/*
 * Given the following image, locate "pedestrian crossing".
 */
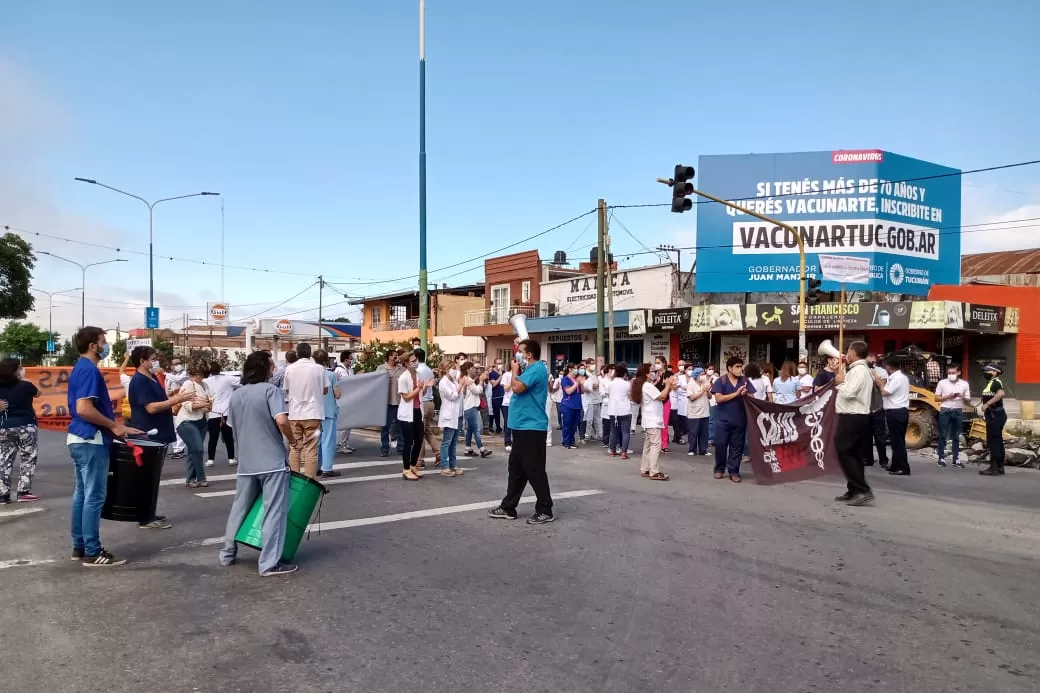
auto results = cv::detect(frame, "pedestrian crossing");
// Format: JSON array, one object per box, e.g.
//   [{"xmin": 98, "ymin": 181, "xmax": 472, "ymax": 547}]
[
  {"xmin": 193, "ymin": 467, "xmax": 475, "ymax": 497},
  {"xmin": 158, "ymin": 456, "xmax": 439, "ymax": 486}
]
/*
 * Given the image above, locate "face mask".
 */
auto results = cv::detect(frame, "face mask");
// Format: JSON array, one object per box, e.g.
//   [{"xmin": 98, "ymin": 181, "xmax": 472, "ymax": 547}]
[
  {"xmin": 984, "ymin": 372, "xmax": 994, "ymax": 379},
  {"xmin": 173, "ymin": 364, "xmax": 184, "ymax": 374},
  {"xmin": 150, "ymin": 360, "xmax": 161, "ymax": 374},
  {"xmin": 449, "ymin": 369, "xmax": 459, "ymax": 380},
  {"xmin": 685, "ymin": 369, "xmax": 694, "ymax": 377},
  {"xmin": 797, "ymin": 367, "xmax": 807, "ymax": 375},
  {"xmin": 706, "ymin": 370, "xmax": 715, "ymax": 377},
  {"xmin": 578, "ymin": 369, "xmax": 586, "ymax": 376},
  {"xmin": 652, "ymin": 364, "xmax": 661, "ymax": 372},
  {"xmin": 97, "ymin": 342, "xmax": 111, "ymax": 361},
  {"xmin": 948, "ymin": 374, "xmax": 958, "ymax": 382}
]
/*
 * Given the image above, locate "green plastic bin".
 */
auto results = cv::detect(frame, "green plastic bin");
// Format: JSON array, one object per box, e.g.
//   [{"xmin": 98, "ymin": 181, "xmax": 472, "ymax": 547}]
[{"xmin": 234, "ymin": 471, "xmax": 327, "ymax": 562}]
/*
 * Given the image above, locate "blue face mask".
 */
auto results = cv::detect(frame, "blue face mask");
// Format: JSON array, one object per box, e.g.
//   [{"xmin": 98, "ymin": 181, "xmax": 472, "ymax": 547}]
[{"xmin": 98, "ymin": 342, "xmax": 111, "ymax": 361}]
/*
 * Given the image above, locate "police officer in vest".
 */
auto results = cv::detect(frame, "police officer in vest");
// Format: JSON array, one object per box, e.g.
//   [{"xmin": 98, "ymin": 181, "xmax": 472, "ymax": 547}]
[{"xmin": 979, "ymin": 363, "xmax": 1007, "ymax": 476}]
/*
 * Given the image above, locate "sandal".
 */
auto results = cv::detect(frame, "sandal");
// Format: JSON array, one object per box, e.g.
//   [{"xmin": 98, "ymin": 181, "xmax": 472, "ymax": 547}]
[
  {"xmin": 440, "ymin": 469, "xmax": 456, "ymax": 477},
  {"xmin": 641, "ymin": 471, "xmax": 650, "ymax": 478},
  {"xmin": 729, "ymin": 475, "xmax": 742, "ymax": 483},
  {"xmin": 402, "ymin": 470, "xmax": 420, "ymax": 481},
  {"xmin": 649, "ymin": 472, "xmax": 669, "ymax": 481},
  {"xmin": 452, "ymin": 468, "xmax": 464, "ymax": 476}
]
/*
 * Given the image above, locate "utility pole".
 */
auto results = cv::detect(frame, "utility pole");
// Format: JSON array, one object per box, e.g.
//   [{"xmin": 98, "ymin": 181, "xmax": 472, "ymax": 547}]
[
  {"xmin": 595, "ymin": 199, "xmax": 607, "ymax": 365},
  {"xmin": 417, "ymin": 0, "xmax": 429, "ymax": 352},
  {"xmin": 318, "ymin": 275, "xmax": 327, "ymax": 350},
  {"xmin": 605, "ymin": 217, "xmax": 615, "ymax": 362}
]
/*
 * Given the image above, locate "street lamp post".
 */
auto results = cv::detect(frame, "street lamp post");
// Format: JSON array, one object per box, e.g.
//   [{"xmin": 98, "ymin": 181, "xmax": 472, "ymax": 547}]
[
  {"xmin": 74, "ymin": 178, "xmax": 219, "ymax": 315},
  {"xmin": 31, "ymin": 287, "xmax": 82, "ymax": 350},
  {"xmin": 37, "ymin": 253, "xmax": 128, "ymax": 328}
]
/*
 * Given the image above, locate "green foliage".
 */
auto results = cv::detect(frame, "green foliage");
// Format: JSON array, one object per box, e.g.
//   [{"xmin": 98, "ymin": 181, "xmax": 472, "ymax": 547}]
[
  {"xmin": 0, "ymin": 233, "xmax": 35, "ymax": 319},
  {"xmin": 111, "ymin": 339, "xmax": 127, "ymax": 364},
  {"xmin": 57, "ymin": 339, "xmax": 79, "ymax": 366},
  {"xmin": 0, "ymin": 321, "xmax": 56, "ymax": 366},
  {"xmin": 354, "ymin": 339, "xmax": 445, "ymax": 374},
  {"xmin": 153, "ymin": 337, "xmax": 175, "ymax": 363}
]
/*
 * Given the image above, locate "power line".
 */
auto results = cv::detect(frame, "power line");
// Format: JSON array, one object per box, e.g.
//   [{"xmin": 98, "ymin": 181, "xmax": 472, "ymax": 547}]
[
  {"xmin": 239, "ymin": 281, "xmax": 320, "ymax": 321},
  {"xmin": 608, "ymin": 158, "xmax": 1040, "ymax": 210},
  {"xmin": 609, "ymin": 210, "xmax": 665, "ymax": 259}
]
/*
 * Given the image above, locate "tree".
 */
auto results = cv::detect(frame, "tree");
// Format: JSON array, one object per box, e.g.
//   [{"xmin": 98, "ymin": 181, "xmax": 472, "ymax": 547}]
[
  {"xmin": 0, "ymin": 321, "xmax": 55, "ymax": 366},
  {"xmin": 354, "ymin": 339, "xmax": 445, "ymax": 373},
  {"xmin": 111, "ymin": 339, "xmax": 127, "ymax": 364},
  {"xmin": 328, "ymin": 316, "xmax": 353, "ymax": 323},
  {"xmin": 57, "ymin": 339, "xmax": 79, "ymax": 366},
  {"xmin": 153, "ymin": 337, "xmax": 175, "ymax": 363},
  {"xmin": 0, "ymin": 233, "xmax": 36, "ymax": 319}
]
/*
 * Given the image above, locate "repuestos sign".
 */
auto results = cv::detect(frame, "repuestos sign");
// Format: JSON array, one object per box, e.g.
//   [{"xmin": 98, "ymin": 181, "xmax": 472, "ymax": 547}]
[{"xmin": 695, "ymin": 150, "xmax": 961, "ymax": 295}]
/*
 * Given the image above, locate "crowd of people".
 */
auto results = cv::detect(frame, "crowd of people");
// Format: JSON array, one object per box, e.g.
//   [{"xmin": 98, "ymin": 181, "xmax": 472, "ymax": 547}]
[{"xmin": 0, "ymin": 324, "xmax": 1012, "ymax": 575}]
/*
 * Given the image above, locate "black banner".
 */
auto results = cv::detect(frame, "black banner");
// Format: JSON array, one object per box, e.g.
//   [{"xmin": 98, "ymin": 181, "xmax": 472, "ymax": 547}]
[
  {"xmin": 648, "ymin": 308, "xmax": 691, "ymax": 332},
  {"xmin": 749, "ymin": 302, "xmax": 912, "ymax": 331}
]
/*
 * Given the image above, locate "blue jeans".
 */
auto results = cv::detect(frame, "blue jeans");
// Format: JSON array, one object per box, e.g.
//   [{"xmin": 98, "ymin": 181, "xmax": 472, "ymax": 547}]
[
  {"xmin": 708, "ymin": 407, "xmax": 717, "ymax": 444},
  {"xmin": 69, "ymin": 442, "xmax": 110, "ymax": 557},
  {"xmin": 319, "ymin": 416, "xmax": 338, "ymax": 472},
  {"xmin": 465, "ymin": 408, "xmax": 484, "ymax": 449},
  {"xmin": 440, "ymin": 427, "xmax": 459, "ymax": 469},
  {"xmin": 937, "ymin": 408, "xmax": 963, "ymax": 463},
  {"xmin": 381, "ymin": 404, "xmax": 402, "ymax": 454},
  {"xmin": 714, "ymin": 421, "xmax": 745, "ymax": 476},
  {"xmin": 176, "ymin": 419, "xmax": 208, "ymax": 483},
  {"xmin": 609, "ymin": 415, "xmax": 632, "ymax": 453},
  {"xmin": 562, "ymin": 406, "xmax": 582, "ymax": 447},
  {"xmin": 502, "ymin": 406, "xmax": 511, "ymax": 446},
  {"xmin": 687, "ymin": 416, "xmax": 709, "ymax": 455}
]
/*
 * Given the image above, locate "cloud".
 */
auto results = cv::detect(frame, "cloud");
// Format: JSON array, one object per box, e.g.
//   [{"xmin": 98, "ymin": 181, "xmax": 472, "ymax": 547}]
[{"xmin": 960, "ymin": 183, "xmax": 1040, "ymax": 254}]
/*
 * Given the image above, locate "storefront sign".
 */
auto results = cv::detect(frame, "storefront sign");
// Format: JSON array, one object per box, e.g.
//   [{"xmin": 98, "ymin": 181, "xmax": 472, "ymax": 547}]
[
  {"xmin": 648, "ymin": 308, "xmax": 691, "ymax": 332},
  {"xmin": 743, "ymin": 301, "xmax": 962, "ymax": 331},
  {"xmin": 963, "ymin": 303, "xmax": 1019, "ymax": 334},
  {"xmin": 540, "ymin": 265, "xmax": 674, "ymax": 316},
  {"xmin": 649, "ymin": 334, "xmax": 669, "ymax": 359},
  {"xmin": 689, "ymin": 304, "xmax": 743, "ymax": 332},
  {"xmin": 547, "ymin": 332, "xmax": 587, "ymax": 343}
]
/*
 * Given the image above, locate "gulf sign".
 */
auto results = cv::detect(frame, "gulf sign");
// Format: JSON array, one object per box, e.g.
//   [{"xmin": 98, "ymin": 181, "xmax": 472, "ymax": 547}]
[
  {"xmin": 694, "ymin": 150, "xmax": 961, "ymax": 295},
  {"xmin": 275, "ymin": 319, "xmax": 294, "ymax": 335},
  {"xmin": 208, "ymin": 302, "xmax": 230, "ymax": 325}
]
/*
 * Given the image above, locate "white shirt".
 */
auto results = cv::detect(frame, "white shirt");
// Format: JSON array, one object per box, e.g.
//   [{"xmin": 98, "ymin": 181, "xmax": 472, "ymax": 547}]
[
  {"xmin": 416, "ymin": 362, "xmax": 436, "ymax": 402},
  {"xmin": 397, "ymin": 370, "xmax": 422, "ymax": 422},
  {"xmin": 283, "ymin": 357, "xmax": 327, "ymax": 421},
  {"xmin": 836, "ymin": 361, "xmax": 873, "ymax": 415},
  {"xmin": 334, "ymin": 363, "xmax": 352, "ymax": 382},
  {"xmin": 672, "ymin": 374, "xmax": 689, "ymax": 416},
  {"xmin": 706, "ymin": 373, "xmax": 718, "ymax": 406},
  {"xmin": 464, "ymin": 382, "xmax": 483, "ymax": 411},
  {"xmin": 501, "ymin": 371, "xmax": 513, "ymax": 406},
  {"xmin": 605, "ymin": 378, "xmax": 632, "ymax": 417},
  {"xmin": 687, "ymin": 380, "xmax": 710, "ymax": 418},
  {"xmin": 550, "ymin": 376, "xmax": 564, "ymax": 403},
  {"xmin": 204, "ymin": 372, "xmax": 239, "ymax": 419},
  {"xmin": 583, "ymin": 373, "xmax": 603, "ymax": 405},
  {"xmin": 797, "ymin": 373, "xmax": 814, "ymax": 395},
  {"xmin": 174, "ymin": 379, "xmax": 210, "ymax": 425},
  {"xmin": 883, "ymin": 370, "xmax": 910, "ymax": 410},
  {"xmin": 165, "ymin": 369, "xmax": 190, "ymax": 394},
  {"xmin": 640, "ymin": 382, "xmax": 665, "ymax": 428},
  {"xmin": 935, "ymin": 378, "xmax": 970, "ymax": 409},
  {"xmin": 438, "ymin": 375, "xmax": 463, "ymax": 427},
  {"xmin": 750, "ymin": 376, "xmax": 772, "ymax": 401}
]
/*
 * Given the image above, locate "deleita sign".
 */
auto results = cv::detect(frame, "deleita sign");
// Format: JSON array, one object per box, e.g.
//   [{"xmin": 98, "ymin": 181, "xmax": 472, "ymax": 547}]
[{"xmin": 695, "ymin": 150, "xmax": 961, "ymax": 295}]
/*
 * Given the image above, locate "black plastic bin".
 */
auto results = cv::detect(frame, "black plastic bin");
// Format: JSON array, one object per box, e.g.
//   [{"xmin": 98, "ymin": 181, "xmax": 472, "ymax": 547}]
[{"xmin": 101, "ymin": 438, "xmax": 167, "ymax": 523}]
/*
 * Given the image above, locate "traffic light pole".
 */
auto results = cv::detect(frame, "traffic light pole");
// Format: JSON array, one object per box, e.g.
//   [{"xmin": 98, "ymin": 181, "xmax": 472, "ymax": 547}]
[{"xmin": 595, "ymin": 199, "xmax": 607, "ymax": 365}]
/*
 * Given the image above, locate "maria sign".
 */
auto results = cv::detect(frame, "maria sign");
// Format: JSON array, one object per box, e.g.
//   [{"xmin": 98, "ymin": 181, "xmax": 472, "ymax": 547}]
[{"xmin": 695, "ymin": 150, "xmax": 961, "ymax": 295}]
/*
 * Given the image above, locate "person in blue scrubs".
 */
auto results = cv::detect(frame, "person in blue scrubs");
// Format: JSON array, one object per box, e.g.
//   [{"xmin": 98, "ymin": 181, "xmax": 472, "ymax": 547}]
[{"xmin": 710, "ymin": 356, "xmax": 755, "ymax": 483}]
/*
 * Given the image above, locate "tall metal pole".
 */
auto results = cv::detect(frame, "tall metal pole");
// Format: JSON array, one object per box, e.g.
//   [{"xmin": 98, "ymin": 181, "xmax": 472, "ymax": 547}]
[
  {"xmin": 417, "ymin": 0, "xmax": 429, "ymax": 352},
  {"xmin": 595, "ymin": 199, "xmax": 606, "ymax": 365},
  {"xmin": 605, "ymin": 219, "xmax": 616, "ymax": 362},
  {"xmin": 220, "ymin": 198, "xmax": 225, "ymax": 302},
  {"xmin": 81, "ymin": 266, "xmax": 86, "ymax": 328},
  {"xmin": 148, "ymin": 203, "xmax": 155, "ymax": 311}
]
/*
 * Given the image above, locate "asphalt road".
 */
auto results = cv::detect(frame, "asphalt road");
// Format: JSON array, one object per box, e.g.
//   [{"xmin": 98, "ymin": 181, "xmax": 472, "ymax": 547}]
[{"xmin": 1, "ymin": 427, "xmax": 1038, "ymax": 693}]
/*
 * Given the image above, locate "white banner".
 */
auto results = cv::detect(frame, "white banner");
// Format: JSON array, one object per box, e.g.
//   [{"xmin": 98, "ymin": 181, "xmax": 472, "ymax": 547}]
[
  {"xmin": 818, "ymin": 254, "xmax": 871, "ymax": 284},
  {"xmin": 126, "ymin": 337, "xmax": 152, "ymax": 350}
]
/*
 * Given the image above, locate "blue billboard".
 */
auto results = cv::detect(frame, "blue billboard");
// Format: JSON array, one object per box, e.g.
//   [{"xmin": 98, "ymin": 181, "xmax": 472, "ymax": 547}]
[{"xmin": 694, "ymin": 150, "xmax": 961, "ymax": 295}]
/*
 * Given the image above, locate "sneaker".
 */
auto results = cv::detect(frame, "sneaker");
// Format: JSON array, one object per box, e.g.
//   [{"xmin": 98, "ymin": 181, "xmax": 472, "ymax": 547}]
[
  {"xmin": 937, "ymin": 459, "xmax": 947, "ymax": 468},
  {"xmin": 319, "ymin": 469, "xmax": 342, "ymax": 478},
  {"xmin": 261, "ymin": 562, "xmax": 299, "ymax": 577},
  {"xmin": 504, "ymin": 445, "xmax": 512, "ymax": 452},
  {"xmin": 169, "ymin": 451, "xmax": 185, "ymax": 460},
  {"xmin": 228, "ymin": 459, "xmax": 238, "ymax": 467},
  {"xmin": 16, "ymin": 492, "xmax": 40, "ymax": 503},
  {"xmin": 527, "ymin": 513, "xmax": 555, "ymax": 525},
  {"xmin": 845, "ymin": 492, "xmax": 875, "ymax": 506},
  {"xmin": 464, "ymin": 450, "xmax": 478, "ymax": 457},
  {"xmin": 834, "ymin": 491, "xmax": 855, "ymax": 502},
  {"xmin": 688, "ymin": 452, "xmax": 695, "ymax": 456},
  {"xmin": 546, "ymin": 441, "xmax": 553, "ymax": 447},
  {"xmin": 140, "ymin": 518, "xmax": 173, "ymax": 530},
  {"xmin": 380, "ymin": 451, "xmax": 389, "ymax": 457},
  {"xmin": 205, "ymin": 459, "xmax": 215, "ymax": 468},
  {"xmin": 71, "ymin": 547, "xmax": 85, "ymax": 561},
  {"xmin": 952, "ymin": 461, "xmax": 965, "ymax": 469},
  {"xmin": 601, "ymin": 443, "xmax": 608, "ymax": 448},
  {"xmin": 82, "ymin": 549, "xmax": 126, "ymax": 567},
  {"xmin": 479, "ymin": 449, "xmax": 493, "ymax": 458},
  {"xmin": 627, "ymin": 449, "xmax": 634, "ymax": 454},
  {"xmin": 487, "ymin": 507, "xmax": 517, "ymax": 520}
]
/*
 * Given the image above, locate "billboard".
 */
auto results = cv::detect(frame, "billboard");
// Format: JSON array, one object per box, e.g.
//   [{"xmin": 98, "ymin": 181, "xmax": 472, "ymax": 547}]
[
  {"xmin": 695, "ymin": 150, "xmax": 961, "ymax": 295},
  {"xmin": 207, "ymin": 302, "xmax": 230, "ymax": 325}
]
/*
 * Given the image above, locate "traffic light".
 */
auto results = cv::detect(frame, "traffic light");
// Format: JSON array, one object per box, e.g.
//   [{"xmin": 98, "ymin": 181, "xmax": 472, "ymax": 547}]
[
  {"xmin": 671, "ymin": 164, "xmax": 695, "ymax": 213},
  {"xmin": 806, "ymin": 277, "xmax": 822, "ymax": 305}
]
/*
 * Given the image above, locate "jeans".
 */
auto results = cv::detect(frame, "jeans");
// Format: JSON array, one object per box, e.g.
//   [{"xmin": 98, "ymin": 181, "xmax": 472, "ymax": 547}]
[
  {"xmin": 381, "ymin": 404, "xmax": 402, "ymax": 454},
  {"xmin": 500, "ymin": 429, "xmax": 552, "ymax": 516},
  {"xmin": 465, "ymin": 407, "xmax": 484, "ymax": 450},
  {"xmin": 219, "ymin": 469, "xmax": 290, "ymax": 574},
  {"xmin": 319, "ymin": 415, "xmax": 338, "ymax": 472},
  {"xmin": 69, "ymin": 442, "xmax": 110, "ymax": 557},
  {"xmin": 885, "ymin": 408, "xmax": 910, "ymax": 474},
  {"xmin": 708, "ymin": 407, "xmax": 717, "ymax": 444},
  {"xmin": 561, "ymin": 406, "xmax": 582, "ymax": 447},
  {"xmin": 687, "ymin": 416, "xmax": 709, "ymax": 455},
  {"xmin": 937, "ymin": 408, "xmax": 964, "ymax": 463},
  {"xmin": 609, "ymin": 415, "xmax": 632, "ymax": 454},
  {"xmin": 491, "ymin": 396, "xmax": 504, "ymax": 432},
  {"xmin": 714, "ymin": 421, "xmax": 745, "ymax": 476},
  {"xmin": 440, "ymin": 427, "xmax": 459, "ymax": 470},
  {"xmin": 502, "ymin": 405, "xmax": 512, "ymax": 446},
  {"xmin": 207, "ymin": 417, "xmax": 235, "ymax": 461},
  {"xmin": 176, "ymin": 419, "xmax": 208, "ymax": 483}
]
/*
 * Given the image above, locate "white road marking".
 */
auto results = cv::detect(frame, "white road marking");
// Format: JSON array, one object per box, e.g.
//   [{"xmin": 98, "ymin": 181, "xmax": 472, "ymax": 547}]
[
  {"xmin": 193, "ymin": 468, "xmax": 475, "ymax": 498},
  {"xmin": 0, "ymin": 506, "xmax": 45, "ymax": 520},
  {"xmin": 0, "ymin": 558, "xmax": 56, "ymax": 570},
  {"xmin": 160, "ymin": 457, "xmax": 438, "ymax": 486},
  {"xmin": 168, "ymin": 489, "xmax": 605, "ymax": 550}
]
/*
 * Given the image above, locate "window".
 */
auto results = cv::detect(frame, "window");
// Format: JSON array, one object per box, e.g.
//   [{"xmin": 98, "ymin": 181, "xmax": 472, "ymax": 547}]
[
  {"xmin": 390, "ymin": 304, "xmax": 408, "ymax": 323},
  {"xmin": 521, "ymin": 281, "xmax": 531, "ymax": 303},
  {"xmin": 370, "ymin": 306, "xmax": 381, "ymax": 328},
  {"xmin": 496, "ymin": 348, "xmax": 514, "ymax": 366}
]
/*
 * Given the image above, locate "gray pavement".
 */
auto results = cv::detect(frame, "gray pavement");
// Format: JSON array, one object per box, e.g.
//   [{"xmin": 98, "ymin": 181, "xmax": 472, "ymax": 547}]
[{"xmin": 1, "ymin": 428, "xmax": 1039, "ymax": 693}]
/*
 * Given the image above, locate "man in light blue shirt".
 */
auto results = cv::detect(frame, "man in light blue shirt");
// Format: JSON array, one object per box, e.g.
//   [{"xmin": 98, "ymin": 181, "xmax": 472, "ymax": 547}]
[
  {"xmin": 489, "ymin": 339, "xmax": 554, "ymax": 524},
  {"xmin": 315, "ymin": 350, "xmax": 342, "ymax": 479}
]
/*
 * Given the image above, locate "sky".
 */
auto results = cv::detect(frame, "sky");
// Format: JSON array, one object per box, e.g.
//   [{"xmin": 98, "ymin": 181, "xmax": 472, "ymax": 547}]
[{"xmin": 3, "ymin": 0, "xmax": 1040, "ymax": 340}]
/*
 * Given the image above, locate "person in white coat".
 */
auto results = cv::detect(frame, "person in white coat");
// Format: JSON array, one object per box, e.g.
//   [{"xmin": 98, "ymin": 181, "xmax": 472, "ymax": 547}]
[
  {"xmin": 437, "ymin": 360, "xmax": 466, "ymax": 477},
  {"xmin": 582, "ymin": 359, "xmax": 602, "ymax": 444}
]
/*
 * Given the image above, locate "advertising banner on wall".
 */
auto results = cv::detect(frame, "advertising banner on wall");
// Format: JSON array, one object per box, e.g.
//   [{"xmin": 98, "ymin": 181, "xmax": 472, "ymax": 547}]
[
  {"xmin": 744, "ymin": 301, "xmax": 963, "ymax": 332},
  {"xmin": 695, "ymin": 150, "xmax": 961, "ymax": 295}
]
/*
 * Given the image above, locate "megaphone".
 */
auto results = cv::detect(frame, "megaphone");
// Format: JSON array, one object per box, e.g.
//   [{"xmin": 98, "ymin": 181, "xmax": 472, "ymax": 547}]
[
  {"xmin": 818, "ymin": 339, "xmax": 842, "ymax": 360},
  {"xmin": 509, "ymin": 313, "xmax": 530, "ymax": 368}
]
